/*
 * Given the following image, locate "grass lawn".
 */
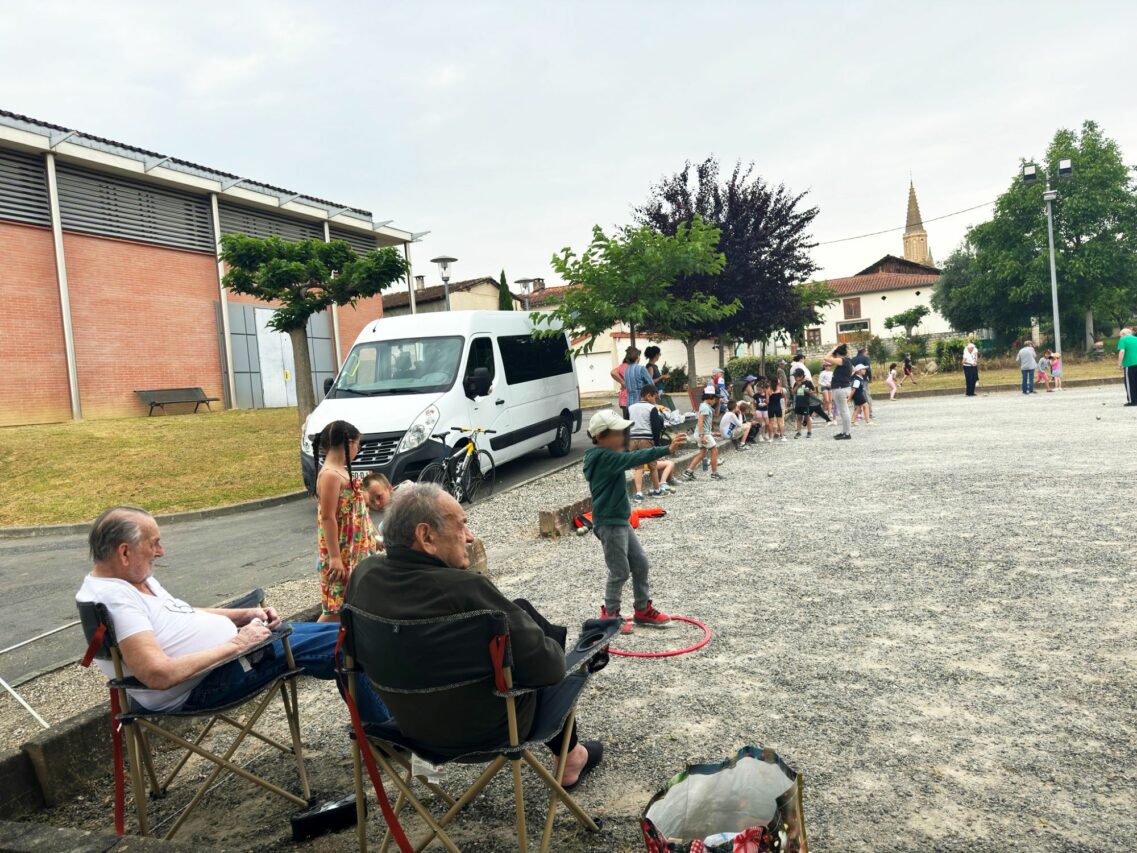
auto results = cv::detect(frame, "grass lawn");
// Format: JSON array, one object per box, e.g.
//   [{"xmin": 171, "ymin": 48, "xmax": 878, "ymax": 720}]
[
  {"xmin": 0, "ymin": 408, "xmax": 303, "ymax": 528},
  {"xmin": 876, "ymin": 358, "xmax": 1119, "ymax": 393}
]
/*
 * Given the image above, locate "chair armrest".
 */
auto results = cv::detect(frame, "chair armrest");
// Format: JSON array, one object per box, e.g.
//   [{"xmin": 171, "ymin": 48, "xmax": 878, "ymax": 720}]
[
  {"xmin": 564, "ymin": 618, "xmax": 621, "ymax": 671},
  {"xmin": 214, "ymin": 587, "xmax": 267, "ymax": 610}
]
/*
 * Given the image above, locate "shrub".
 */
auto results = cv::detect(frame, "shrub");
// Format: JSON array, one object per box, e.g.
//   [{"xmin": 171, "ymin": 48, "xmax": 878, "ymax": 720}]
[
  {"xmin": 658, "ymin": 362, "xmax": 688, "ymax": 393},
  {"xmin": 933, "ymin": 338, "xmax": 967, "ymax": 372},
  {"xmin": 867, "ymin": 335, "xmax": 891, "ymax": 365},
  {"xmin": 806, "ymin": 359, "xmax": 824, "ymax": 377}
]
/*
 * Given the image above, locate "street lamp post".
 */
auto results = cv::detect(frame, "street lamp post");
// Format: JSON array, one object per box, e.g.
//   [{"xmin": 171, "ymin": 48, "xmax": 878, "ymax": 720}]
[
  {"xmin": 430, "ymin": 255, "xmax": 458, "ymax": 311},
  {"xmin": 1022, "ymin": 159, "xmax": 1073, "ymax": 353},
  {"xmin": 515, "ymin": 278, "xmax": 534, "ymax": 311}
]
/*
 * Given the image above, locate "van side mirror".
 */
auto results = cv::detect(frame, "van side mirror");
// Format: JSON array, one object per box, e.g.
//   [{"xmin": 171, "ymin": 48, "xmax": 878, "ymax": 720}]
[
  {"xmin": 323, "ymin": 377, "xmax": 335, "ymax": 397},
  {"xmin": 472, "ymin": 366, "xmax": 492, "ymax": 397}
]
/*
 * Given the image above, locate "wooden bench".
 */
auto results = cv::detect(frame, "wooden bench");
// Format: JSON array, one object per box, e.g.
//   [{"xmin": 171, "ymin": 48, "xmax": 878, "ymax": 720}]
[{"xmin": 134, "ymin": 387, "xmax": 220, "ymax": 416}]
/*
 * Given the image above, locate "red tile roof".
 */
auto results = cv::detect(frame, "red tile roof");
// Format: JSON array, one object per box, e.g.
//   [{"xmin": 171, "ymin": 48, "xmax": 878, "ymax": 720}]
[
  {"xmin": 526, "ymin": 284, "xmax": 578, "ymax": 307},
  {"xmin": 382, "ymin": 277, "xmax": 518, "ymax": 309},
  {"xmin": 828, "ymin": 271, "xmax": 939, "ymax": 297}
]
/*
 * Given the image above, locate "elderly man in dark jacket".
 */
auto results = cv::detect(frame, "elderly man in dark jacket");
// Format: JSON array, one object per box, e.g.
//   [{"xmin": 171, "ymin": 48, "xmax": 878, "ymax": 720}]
[{"xmin": 345, "ymin": 483, "xmax": 602, "ymax": 788}]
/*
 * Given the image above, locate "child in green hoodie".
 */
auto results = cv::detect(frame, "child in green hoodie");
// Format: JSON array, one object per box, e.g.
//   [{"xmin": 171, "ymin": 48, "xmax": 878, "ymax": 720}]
[{"xmin": 583, "ymin": 408, "xmax": 687, "ymax": 633}]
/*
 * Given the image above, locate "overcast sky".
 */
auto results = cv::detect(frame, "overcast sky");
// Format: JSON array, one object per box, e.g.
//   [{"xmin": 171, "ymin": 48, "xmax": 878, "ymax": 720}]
[{"xmin": 3, "ymin": 1, "xmax": 1134, "ymax": 291}]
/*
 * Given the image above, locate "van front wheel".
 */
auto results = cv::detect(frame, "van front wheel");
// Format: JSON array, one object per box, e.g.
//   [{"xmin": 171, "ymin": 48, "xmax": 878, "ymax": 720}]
[{"xmin": 548, "ymin": 416, "xmax": 572, "ymax": 457}]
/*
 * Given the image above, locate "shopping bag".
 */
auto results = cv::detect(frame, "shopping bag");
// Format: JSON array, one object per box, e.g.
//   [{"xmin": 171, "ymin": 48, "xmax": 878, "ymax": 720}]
[{"xmin": 641, "ymin": 746, "xmax": 807, "ymax": 853}]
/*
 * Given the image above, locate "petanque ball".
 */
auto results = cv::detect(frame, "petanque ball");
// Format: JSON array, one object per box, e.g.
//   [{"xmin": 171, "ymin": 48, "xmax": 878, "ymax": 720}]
[
  {"xmin": 1096, "ymin": 416, "xmax": 1102, "ymax": 420},
  {"xmin": 767, "ymin": 471, "xmax": 774, "ymax": 477}
]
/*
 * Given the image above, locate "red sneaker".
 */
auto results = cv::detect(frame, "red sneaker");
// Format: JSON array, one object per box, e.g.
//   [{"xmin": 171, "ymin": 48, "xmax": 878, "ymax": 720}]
[
  {"xmin": 601, "ymin": 605, "xmax": 634, "ymax": 634},
  {"xmin": 633, "ymin": 601, "xmax": 672, "ymax": 628}
]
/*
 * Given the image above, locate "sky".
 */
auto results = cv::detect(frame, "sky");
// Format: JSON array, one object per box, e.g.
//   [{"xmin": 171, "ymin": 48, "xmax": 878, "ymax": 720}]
[{"xmin": 3, "ymin": 1, "xmax": 1135, "ymax": 292}]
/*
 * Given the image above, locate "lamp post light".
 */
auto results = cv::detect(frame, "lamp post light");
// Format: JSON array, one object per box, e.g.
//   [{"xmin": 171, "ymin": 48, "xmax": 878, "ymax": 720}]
[
  {"xmin": 1022, "ymin": 158, "xmax": 1073, "ymax": 353},
  {"xmin": 515, "ymin": 278, "xmax": 534, "ymax": 311},
  {"xmin": 430, "ymin": 255, "xmax": 458, "ymax": 311}
]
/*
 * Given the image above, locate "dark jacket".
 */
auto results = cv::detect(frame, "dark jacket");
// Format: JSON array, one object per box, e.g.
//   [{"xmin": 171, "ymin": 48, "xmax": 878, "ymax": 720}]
[
  {"xmin": 851, "ymin": 353, "xmax": 873, "ymax": 381},
  {"xmin": 345, "ymin": 546, "xmax": 565, "ymax": 750}
]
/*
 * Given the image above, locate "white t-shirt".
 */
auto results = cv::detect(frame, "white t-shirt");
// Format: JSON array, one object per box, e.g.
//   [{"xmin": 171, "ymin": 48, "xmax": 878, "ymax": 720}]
[
  {"xmin": 790, "ymin": 361, "xmax": 812, "ymax": 381},
  {"xmin": 76, "ymin": 574, "xmax": 238, "ymax": 711},
  {"xmin": 818, "ymin": 369, "xmax": 833, "ymax": 388},
  {"xmin": 962, "ymin": 346, "xmax": 978, "ymax": 367},
  {"xmin": 719, "ymin": 411, "xmax": 743, "ymax": 437}
]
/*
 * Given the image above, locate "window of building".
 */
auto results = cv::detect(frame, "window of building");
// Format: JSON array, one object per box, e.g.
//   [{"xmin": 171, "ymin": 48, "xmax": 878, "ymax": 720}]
[
  {"xmin": 805, "ymin": 328, "xmax": 821, "ymax": 346},
  {"xmin": 836, "ymin": 320, "xmax": 870, "ymax": 342},
  {"xmin": 842, "ymin": 297, "xmax": 861, "ymax": 319},
  {"xmin": 497, "ymin": 334, "xmax": 573, "ymax": 385}
]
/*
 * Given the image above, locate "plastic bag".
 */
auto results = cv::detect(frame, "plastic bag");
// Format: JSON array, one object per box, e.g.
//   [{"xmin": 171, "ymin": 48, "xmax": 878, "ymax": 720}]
[{"xmin": 641, "ymin": 746, "xmax": 807, "ymax": 853}]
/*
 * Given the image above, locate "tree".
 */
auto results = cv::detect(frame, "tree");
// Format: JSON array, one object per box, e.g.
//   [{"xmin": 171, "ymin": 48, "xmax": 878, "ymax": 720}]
[
  {"xmin": 634, "ymin": 158, "xmax": 820, "ymax": 352},
  {"xmin": 884, "ymin": 305, "xmax": 931, "ymax": 337},
  {"xmin": 934, "ymin": 120, "xmax": 1137, "ymax": 346},
  {"xmin": 538, "ymin": 219, "xmax": 735, "ymax": 372},
  {"xmin": 220, "ymin": 234, "xmax": 408, "ymax": 426},
  {"xmin": 497, "ymin": 269, "xmax": 514, "ymax": 311}
]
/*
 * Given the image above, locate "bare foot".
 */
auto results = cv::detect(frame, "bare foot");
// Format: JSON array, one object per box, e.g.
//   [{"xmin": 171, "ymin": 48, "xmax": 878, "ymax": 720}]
[{"xmin": 553, "ymin": 743, "xmax": 589, "ymax": 787}]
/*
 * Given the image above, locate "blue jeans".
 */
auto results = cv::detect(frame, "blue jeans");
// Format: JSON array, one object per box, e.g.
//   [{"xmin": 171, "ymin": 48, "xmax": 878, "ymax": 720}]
[
  {"xmin": 1021, "ymin": 369, "xmax": 1034, "ymax": 393},
  {"xmin": 180, "ymin": 622, "xmax": 390, "ymax": 723}
]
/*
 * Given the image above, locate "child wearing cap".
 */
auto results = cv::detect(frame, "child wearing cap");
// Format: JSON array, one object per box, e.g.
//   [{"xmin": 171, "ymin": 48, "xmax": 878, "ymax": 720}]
[
  {"xmin": 851, "ymin": 364, "xmax": 873, "ymax": 426},
  {"xmin": 684, "ymin": 389, "xmax": 725, "ymax": 479},
  {"xmin": 584, "ymin": 409, "xmax": 687, "ymax": 632}
]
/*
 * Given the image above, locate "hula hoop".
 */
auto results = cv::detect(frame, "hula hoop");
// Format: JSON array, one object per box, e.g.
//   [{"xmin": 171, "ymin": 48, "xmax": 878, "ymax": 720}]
[{"xmin": 610, "ymin": 615, "xmax": 711, "ymax": 658}]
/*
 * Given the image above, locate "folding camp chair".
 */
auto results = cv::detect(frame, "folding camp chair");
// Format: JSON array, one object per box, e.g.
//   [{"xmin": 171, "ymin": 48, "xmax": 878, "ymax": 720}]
[
  {"xmin": 339, "ymin": 605, "xmax": 619, "ymax": 853},
  {"xmin": 78, "ymin": 588, "xmax": 311, "ymax": 840}
]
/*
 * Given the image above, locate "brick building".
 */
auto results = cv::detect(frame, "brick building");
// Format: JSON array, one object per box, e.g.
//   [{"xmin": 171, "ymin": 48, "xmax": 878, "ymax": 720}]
[{"xmin": 0, "ymin": 111, "xmax": 419, "ymax": 426}]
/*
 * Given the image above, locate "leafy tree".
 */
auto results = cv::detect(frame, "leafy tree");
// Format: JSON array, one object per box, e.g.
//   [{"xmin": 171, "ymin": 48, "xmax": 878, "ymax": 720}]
[
  {"xmin": 634, "ymin": 158, "xmax": 820, "ymax": 353},
  {"xmin": 884, "ymin": 305, "xmax": 931, "ymax": 337},
  {"xmin": 935, "ymin": 120, "xmax": 1137, "ymax": 346},
  {"xmin": 497, "ymin": 269, "xmax": 514, "ymax": 311},
  {"xmin": 538, "ymin": 219, "xmax": 734, "ymax": 369},
  {"xmin": 220, "ymin": 234, "xmax": 408, "ymax": 426}
]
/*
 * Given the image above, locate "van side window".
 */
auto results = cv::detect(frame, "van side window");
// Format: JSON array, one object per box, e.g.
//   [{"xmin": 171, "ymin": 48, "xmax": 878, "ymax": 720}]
[
  {"xmin": 465, "ymin": 337, "xmax": 495, "ymax": 397},
  {"xmin": 497, "ymin": 334, "xmax": 573, "ymax": 385}
]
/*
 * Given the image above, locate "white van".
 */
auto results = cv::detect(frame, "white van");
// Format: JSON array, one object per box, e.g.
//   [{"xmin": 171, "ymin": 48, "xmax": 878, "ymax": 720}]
[{"xmin": 300, "ymin": 311, "xmax": 582, "ymax": 490}]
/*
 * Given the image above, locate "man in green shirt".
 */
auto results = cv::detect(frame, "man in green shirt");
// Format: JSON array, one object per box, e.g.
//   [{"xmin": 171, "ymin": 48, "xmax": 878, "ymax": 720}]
[
  {"xmin": 1118, "ymin": 327, "xmax": 1137, "ymax": 406},
  {"xmin": 583, "ymin": 409, "xmax": 686, "ymax": 633}
]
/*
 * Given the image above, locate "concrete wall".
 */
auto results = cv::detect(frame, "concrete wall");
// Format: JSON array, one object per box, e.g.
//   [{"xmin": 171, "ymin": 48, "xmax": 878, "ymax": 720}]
[
  {"xmin": 0, "ymin": 221, "xmax": 72, "ymax": 426},
  {"xmin": 813, "ymin": 286, "xmax": 953, "ymax": 345}
]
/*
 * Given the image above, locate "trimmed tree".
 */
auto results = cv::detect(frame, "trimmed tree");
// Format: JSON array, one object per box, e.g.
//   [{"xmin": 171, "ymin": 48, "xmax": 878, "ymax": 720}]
[
  {"xmin": 498, "ymin": 269, "xmax": 514, "ymax": 310},
  {"xmin": 884, "ymin": 305, "xmax": 931, "ymax": 337},
  {"xmin": 220, "ymin": 234, "xmax": 408, "ymax": 426}
]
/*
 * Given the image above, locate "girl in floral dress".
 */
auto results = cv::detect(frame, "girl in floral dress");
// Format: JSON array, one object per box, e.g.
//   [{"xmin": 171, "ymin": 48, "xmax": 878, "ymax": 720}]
[{"xmin": 314, "ymin": 420, "xmax": 379, "ymax": 622}]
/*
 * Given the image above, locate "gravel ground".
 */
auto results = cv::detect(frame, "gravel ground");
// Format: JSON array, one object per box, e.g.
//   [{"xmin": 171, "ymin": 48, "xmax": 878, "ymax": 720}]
[{"xmin": 21, "ymin": 385, "xmax": 1137, "ymax": 851}]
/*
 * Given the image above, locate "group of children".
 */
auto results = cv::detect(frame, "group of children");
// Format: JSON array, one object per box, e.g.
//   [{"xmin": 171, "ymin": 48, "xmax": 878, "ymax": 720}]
[{"xmin": 1036, "ymin": 349, "xmax": 1064, "ymax": 391}]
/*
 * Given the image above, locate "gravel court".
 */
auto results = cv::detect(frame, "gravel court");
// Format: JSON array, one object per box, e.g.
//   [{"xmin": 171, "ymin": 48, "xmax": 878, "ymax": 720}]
[{"xmin": 22, "ymin": 385, "xmax": 1137, "ymax": 850}]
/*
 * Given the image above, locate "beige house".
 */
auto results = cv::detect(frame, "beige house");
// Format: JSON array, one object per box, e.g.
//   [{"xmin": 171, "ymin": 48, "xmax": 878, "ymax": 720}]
[{"xmin": 382, "ymin": 276, "xmax": 521, "ymax": 317}]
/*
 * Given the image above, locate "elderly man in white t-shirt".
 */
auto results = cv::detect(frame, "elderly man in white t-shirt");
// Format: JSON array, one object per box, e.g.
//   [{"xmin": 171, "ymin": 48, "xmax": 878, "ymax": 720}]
[
  {"xmin": 962, "ymin": 340, "xmax": 980, "ymax": 396},
  {"xmin": 76, "ymin": 506, "xmax": 388, "ymax": 720}
]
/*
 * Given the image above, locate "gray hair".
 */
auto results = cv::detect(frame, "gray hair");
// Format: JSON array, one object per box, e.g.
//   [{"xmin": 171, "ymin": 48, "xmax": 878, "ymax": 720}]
[
  {"xmin": 89, "ymin": 506, "xmax": 151, "ymax": 562},
  {"xmin": 381, "ymin": 482, "xmax": 447, "ymax": 549}
]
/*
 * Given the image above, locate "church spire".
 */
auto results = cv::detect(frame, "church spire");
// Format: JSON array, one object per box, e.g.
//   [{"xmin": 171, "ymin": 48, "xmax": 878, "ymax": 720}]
[{"xmin": 902, "ymin": 180, "xmax": 933, "ymax": 266}]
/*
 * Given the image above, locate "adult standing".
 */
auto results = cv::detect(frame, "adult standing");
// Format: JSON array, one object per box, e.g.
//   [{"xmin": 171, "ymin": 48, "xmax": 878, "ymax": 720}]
[
  {"xmin": 1118, "ymin": 328, "xmax": 1137, "ymax": 406},
  {"xmin": 611, "ymin": 346, "xmax": 652, "ymax": 417},
  {"xmin": 1017, "ymin": 340, "xmax": 1038, "ymax": 395},
  {"xmin": 851, "ymin": 346, "xmax": 874, "ymax": 422},
  {"xmin": 644, "ymin": 345, "xmax": 669, "ymax": 397},
  {"xmin": 790, "ymin": 353, "xmax": 811, "ymax": 381},
  {"xmin": 962, "ymin": 340, "xmax": 980, "ymax": 396},
  {"xmin": 824, "ymin": 344, "xmax": 854, "ymax": 440}
]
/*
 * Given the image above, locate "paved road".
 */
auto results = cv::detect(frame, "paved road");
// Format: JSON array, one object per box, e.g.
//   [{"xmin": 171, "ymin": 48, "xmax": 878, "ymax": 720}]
[{"xmin": 0, "ymin": 439, "xmax": 587, "ymax": 685}]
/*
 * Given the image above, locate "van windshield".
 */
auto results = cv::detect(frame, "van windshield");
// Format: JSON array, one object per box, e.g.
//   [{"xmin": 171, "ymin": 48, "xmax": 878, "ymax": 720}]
[{"xmin": 330, "ymin": 336, "xmax": 464, "ymax": 397}]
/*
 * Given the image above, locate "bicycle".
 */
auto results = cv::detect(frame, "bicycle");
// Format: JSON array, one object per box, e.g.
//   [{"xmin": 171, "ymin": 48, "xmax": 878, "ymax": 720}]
[{"xmin": 417, "ymin": 427, "xmax": 497, "ymax": 503}]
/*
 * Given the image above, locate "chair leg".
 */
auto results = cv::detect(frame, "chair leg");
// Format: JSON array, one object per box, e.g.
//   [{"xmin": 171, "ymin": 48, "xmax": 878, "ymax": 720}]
[
  {"xmin": 161, "ymin": 716, "xmax": 218, "ymax": 791},
  {"xmin": 351, "ymin": 739, "xmax": 367, "ymax": 853},
  {"xmin": 521, "ymin": 751, "xmax": 599, "ymax": 832},
  {"xmin": 369, "ymin": 745, "xmax": 461, "ymax": 853},
  {"xmin": 380, "ymin": 765, "xmax": 413, "ymax": 853},
  {"xmin": 134, "ymin": 727, "xmax": 163, "ymax": 798},
  {"xmin": 279, "ymin": 681, "xmax": 311, "ymax": 800},
  {"xmin": 540, "ymin": 709, "xmax": 575, "ymax": 853},
  {"xmin": 511, "ymin": 756, "xmax": 528, "ymax": 853},
  {"xmin": 216, "ymin": 712, "xmax": 293, "ymax": 753},
  {"xmin": 124, "ymin": 722, "xmax": 150, "ymax": 836}
]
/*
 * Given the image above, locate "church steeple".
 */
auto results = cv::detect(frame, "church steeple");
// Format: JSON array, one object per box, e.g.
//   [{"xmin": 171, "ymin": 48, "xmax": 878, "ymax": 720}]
[{"xmin": 903, "ymin": 181, "xmax": 933, "ymax": 266}]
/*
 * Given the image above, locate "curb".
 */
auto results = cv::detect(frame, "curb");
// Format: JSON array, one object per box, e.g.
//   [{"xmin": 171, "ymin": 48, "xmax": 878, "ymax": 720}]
[
  {"xmin": 0, "ymin": 490, "xmax": 308, "ymax": 540},
  {"xmin": 880, "ymin": 374, "xmax": 1122, "ymax": 400}
]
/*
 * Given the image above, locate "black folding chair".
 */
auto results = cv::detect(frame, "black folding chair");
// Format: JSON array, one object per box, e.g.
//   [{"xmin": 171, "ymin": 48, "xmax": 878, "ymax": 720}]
[
  {"xmin": 340, "ymin": 605, "xmax": 619, "ymax": 853},
  {"xmin": 78, "ymin": 588, "xmax": 311, "ymax": 839}
]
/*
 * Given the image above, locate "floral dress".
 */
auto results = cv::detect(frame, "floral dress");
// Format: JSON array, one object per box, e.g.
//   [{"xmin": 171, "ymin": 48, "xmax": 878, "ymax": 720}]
[{"xmin": 317, "ymin": 475, "xmax": 379, "ymax": 615}]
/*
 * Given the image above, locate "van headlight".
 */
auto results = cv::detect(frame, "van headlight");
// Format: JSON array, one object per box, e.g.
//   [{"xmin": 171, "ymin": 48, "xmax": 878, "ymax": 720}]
[
  {"xmin": 301, "ymin": 420, "xmax": 313, "ymax": 455},
  {"xmin": 399, "ymin": 404, "xmax": 440, "ymax": 453}
]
